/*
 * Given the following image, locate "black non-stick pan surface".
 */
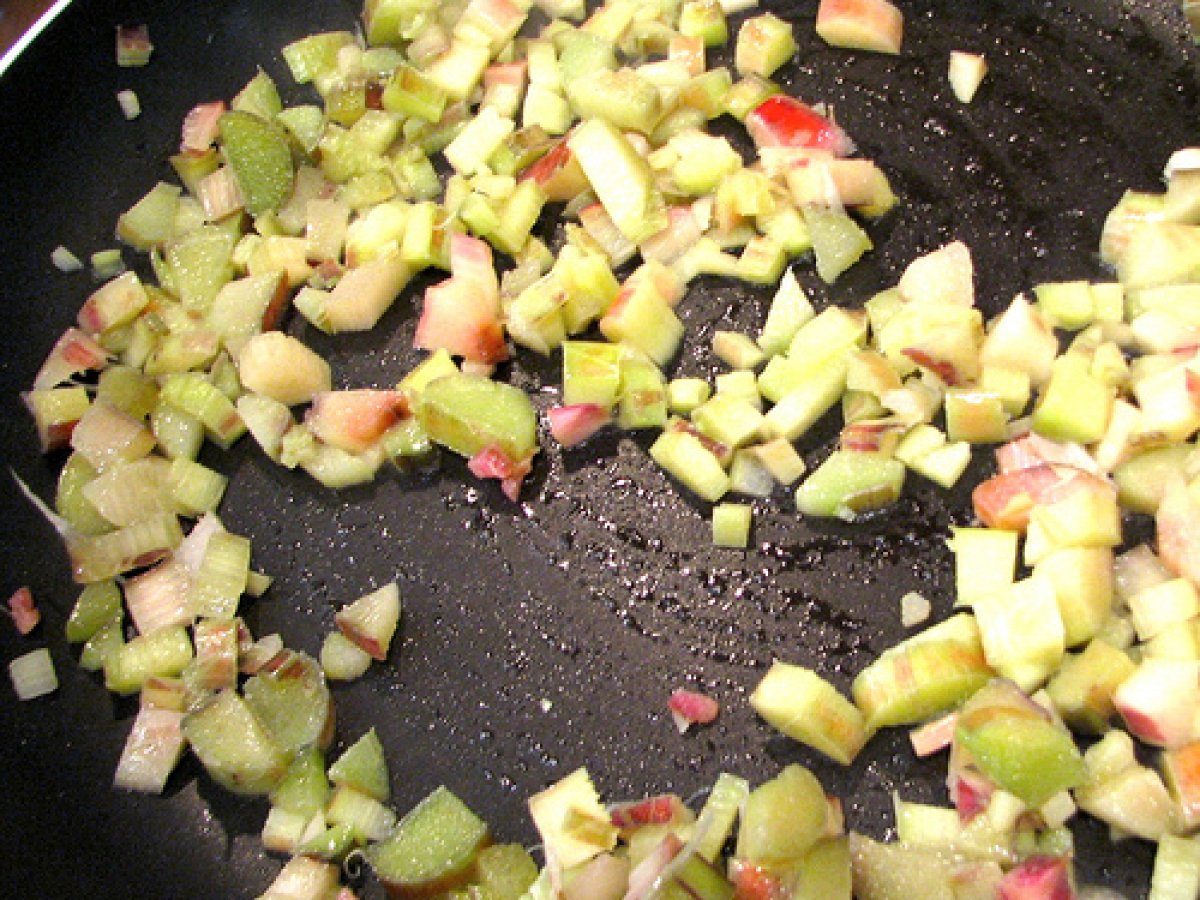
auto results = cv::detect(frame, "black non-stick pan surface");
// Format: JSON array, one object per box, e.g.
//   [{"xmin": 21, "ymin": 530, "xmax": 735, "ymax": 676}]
[{"xmin": 1, "ymin": 1, "xmax": 1197, "ymax": 896}]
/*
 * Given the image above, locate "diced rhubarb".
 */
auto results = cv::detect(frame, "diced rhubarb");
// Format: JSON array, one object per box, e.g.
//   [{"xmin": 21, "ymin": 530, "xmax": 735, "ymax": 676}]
[
  {"xmin": 608, "ymin": 794, "xmax": 687, "ymax": 830},
  {"xmin": 416, "ymin": 279, "xmax": 509, "ymax": 365},
  {"xmin": 547, "ymin": 404, "xmax": 611, "ymax": 448},
  {"xmin": 815, "ymin": 0, "xmax": 904, "ymax": 55},
  {"xmin": 744, "ymin": 96, "xmax": 853, "ymax": 156},
  {"xmin": 1114, "ymin": 659, "xmax": 1200, "ymax": 748},
  {"xmin": 306, "ymin": 390, "xmax": 409, "ymax": 454},
  {"xmin": 908, "ymin": 712, "xmax": 957, "ymax": 758},
  {"xmin": 729, "ymin": 860, "xmax": 786, "ymax": 900},
  {"xmin": 415, "ymin": 235, "xmax": 507, "ymax": 364},
  {"xmin": 334, "ymin": 583, "xmax": 401, "ymax": 662},
  {"xmin": 948, "ymin": 767, "xmax": 993, "ymax": 823},
  {"xmin": 181, "ymin": 101, "xmax": 227, "ymax": 154},
  {"xmin": 520, "ymin": 137, "xmax": 590, "ymax": 202},
  {"xmin": 668, "ymin": 688, "xmax": 720, "ymax": 732},
  {"xmin": 116, "ymin": 24, "xmax": 153, "ymax": 67},
  {"xmin": 467, "ymin": 445, "xmax": 534, "ymax": 501},
  {"xmin": 7, "ymin": 587, "xmax": 39, "ymax": 636},
  {"xmin": 77, "ymin": 272, "xmax": 149, "ymax": 335},
  {"xmin": 34, "ymin": 328, "xmax": 111, "ymax": 390},
  {"xmin": 1157, "ymin": 481, "xmax": 1200, "ymax": 588},
  {"xmin": 971, "ymin": 464, "xmax": 1101, "ymax": 531},
  {"xmin": 995, "ymin": 855, "xmax": 1075, "ymax": 900}
]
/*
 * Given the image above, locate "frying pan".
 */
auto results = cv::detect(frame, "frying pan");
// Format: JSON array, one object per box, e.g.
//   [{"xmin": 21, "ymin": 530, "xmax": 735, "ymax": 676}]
[{"xmin": 0, "ymin": 0, "xmax": 1196, "ymax": 896}]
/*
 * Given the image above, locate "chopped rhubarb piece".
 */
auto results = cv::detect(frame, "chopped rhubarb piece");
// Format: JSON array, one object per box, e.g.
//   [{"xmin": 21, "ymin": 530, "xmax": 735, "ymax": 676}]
[
  {"xmin": 335, "ymin": 584, "xmax": 401, "ymax": 662},
  {"xmin": 909, "ymin": 712, "xmax": 957, "ymax": 758},
  {"xmin": 180, "ymin": 101, "xmax": 227, "ymax": 154},
  {"xmin": 815, "ymin": 0, "xmax": 904, "ymax": 56},
  {"xmin": 306, "ymin": 390, "xmax": 410, "ymax": 454},
  {"xmin": 415, "ymin": 279, "xmax": 509, "ymax": 364},
  {"xmin": 7, "ymin": 587, "xmax": 40, "ymax": 636},
  {"xmin": 519, "ymin": 137, "xmax": 589, "ymax": 202},
  {"xmin": 415, "ymin": 234, "xmax": 508, "ymax": 365},
  {"xmin": 729, "ymin": 860, "xmax": 787, "ymax": 900},
  {"xmin": 995, "ymin": 855, "xmax": 1075, "ymax": 900},
  {"xmin": 467, "ymin": 445, "xmax": 533, "ymax": 501},
  {"xmin": 116, "ymin": 24, "xmax": 153, "ymax": 67},
  {"xmin": 609, "ymin": 794, "xmax": 686, "ymax": 829},
  {"xmin": 949, "ymin": 768, "xmax": 993, "ymax": 823},
  {"xmin": 971, "ymin": 464, "xmax": 1095, "ymax": 531},
  {"xmin": 547, "ymin": 404, "xmax": 611, "ymax": 447},
  {"xmin": 1157, "ymin": 482, "xmax": 1200, "ymax": 588},
  {"xmin": 668, "ymin": 688, "xmax": 720, "ymax": 732},
  {"xmin": 33, "ymin": 327, "xmax": 111, "ymax": 390},
  {"xmin": 995, "ymin": 432, "xmax": 1103, "ymax": 478},
  {"xmin": 744, "ymin": 95, "xmax": 853, "ymax": 156}
]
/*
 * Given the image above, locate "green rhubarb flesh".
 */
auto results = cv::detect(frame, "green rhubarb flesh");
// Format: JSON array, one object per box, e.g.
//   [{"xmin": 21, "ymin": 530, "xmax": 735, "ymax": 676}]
[
  {"xmin": 242, "ymin": 651, "xmax": 333, "ymax": 755},
  {"xmin": 329, "ymin": 728, "xmax": 389, "ymax": 802},
  {"xmin": 794, "ymin": 450, "xmax": 905, "ymax": 519},
  {"xmin": 367, "ymin": 786, "xmax": 490, "ymax": 894},
  {"xmin": 182, "ymin": 690, "xmax": 290, "ymax": 795},
  {"xmin": 735, "ymin": 764, "xmax": 828, "ymax": 863},
  {"xmin": 419, "ymin": 374, "xmax": 538, "ymax": 462},
  {"xmin": 65, "ymin": 580, "xmax": 123, "ymax": 643},
  {"xmin": 269, "ymin": 746, "xmax": 330, "ymax": 817},
  {"xmin": 956, "ymin": 681, "xmax": 1085, "ymax": 807},
  {"xmin": 219, "ymin": 110, "xmax": 295, "ymax": 216}
]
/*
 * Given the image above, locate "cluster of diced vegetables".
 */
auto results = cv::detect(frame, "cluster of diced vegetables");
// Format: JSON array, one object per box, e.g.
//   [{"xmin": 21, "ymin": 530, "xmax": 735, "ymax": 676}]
[
  {"xmin": 25, "ymin": 0, "xmax": 907, "ymax": 521},
  {"xmin": 16, "ymin": 0, "xmax": 1200, "ymax": 896}
]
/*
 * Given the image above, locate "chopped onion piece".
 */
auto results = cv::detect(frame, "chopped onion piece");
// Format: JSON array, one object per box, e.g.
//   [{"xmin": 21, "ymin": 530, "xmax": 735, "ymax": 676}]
[
  {"xmin": 51, "ymin": 245, "xmax": 84, "ymax": 272},
  {"xmin": 116, "ymin": 89, "xmax": 141, "ymax": 120},
  {"xmin": 9, "ymin": 648, "xmax": 57, "ymax": 700},
  {"xmin": 623, "ymin": 833, "xmax": 684, "ymax": 900},
  {"xmin": 174, "ymin": 513, "xmax": 226, "ymax": 575}
]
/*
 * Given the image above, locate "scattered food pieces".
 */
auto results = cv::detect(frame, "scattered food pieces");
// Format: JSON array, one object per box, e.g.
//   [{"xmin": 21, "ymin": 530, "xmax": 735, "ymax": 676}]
[{"xmin": 948, "ymin": 50, "xmax": 988, "ymax": 103}]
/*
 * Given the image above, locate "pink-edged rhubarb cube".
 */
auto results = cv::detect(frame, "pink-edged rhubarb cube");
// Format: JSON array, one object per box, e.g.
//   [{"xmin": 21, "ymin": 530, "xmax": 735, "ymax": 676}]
[{"xmin": 816, "ymin": 0, "xmax": 904, "ymax": 56}]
